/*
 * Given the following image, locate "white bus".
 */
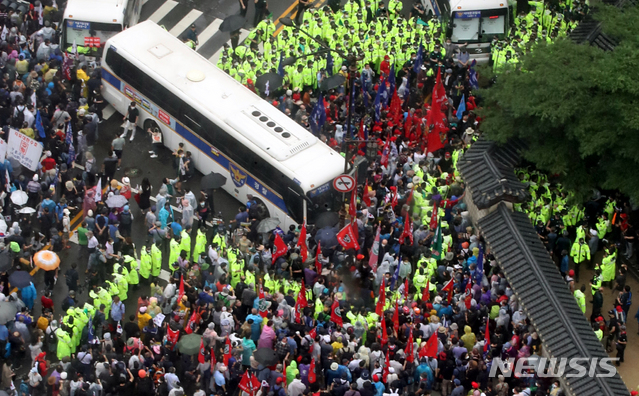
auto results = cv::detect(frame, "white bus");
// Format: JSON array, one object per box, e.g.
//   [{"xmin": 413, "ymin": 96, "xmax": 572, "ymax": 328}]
[
  {"xmin": 61, "ymin": 0, "xmax": 143, "ymax": 59},
  {"xmin": 425, "ymin": 0, "xmax": 511, "ymax": 62},
  {"xmin": 101, "ymin": 21, "xmax": 346, "ymax": 229}
]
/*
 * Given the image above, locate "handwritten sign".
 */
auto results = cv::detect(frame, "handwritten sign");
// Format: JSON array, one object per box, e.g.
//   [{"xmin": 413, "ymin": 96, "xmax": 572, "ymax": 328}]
[{"xmin": 7, "ymin": 129, "xmax": 42, "ymax": 172}]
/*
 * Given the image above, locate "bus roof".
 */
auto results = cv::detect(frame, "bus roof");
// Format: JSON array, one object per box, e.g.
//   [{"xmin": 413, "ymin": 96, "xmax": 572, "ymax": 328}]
[
  {"xmin": 105, "ymin": 21, "xmax": 345, "ymax": 193},
  {"xmin": 63, "ymin": 0, "xmax": 126, "ymax": 24},
  {"xmin": 448, "ymin": 0, "xmax": 508, "ymax": 12}
]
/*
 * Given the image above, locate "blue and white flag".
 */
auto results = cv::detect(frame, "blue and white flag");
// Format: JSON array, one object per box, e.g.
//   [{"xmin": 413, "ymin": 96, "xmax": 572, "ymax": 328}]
[
  {"xmin": 476, "ymin": 245, "xmax": 484, "ymax": 286},
  {"xmin": 390, "ymin": 254, "xmax": 401, "ymax": 291},
  {"xmin": 374, "ymin": 79, "xmax": 386, "ymax": 121},
  {"xmin": 65, "ymin": 119, "xmax": 73, "ymax": 145},
  {"xmin": 469, "ymin": 59, "xmax": 478, "ymax": 89},
  {"xmin": 35, "ymin": 110, "xmax": 46, "ymax": 139},
  {"xmin": 326, "ymin": 51, "xmax": 334, "ymax": 77},
  {"xmin": 309, "ymin": 93, "xmax": 326, "ymax": 134},
  {"xmin": 413, "ymin": 41, "xmax": 424, "ymax": 74},
  {"xmin": 456, "ymin": 94, "xmax": 466, "ymax": 120},
  {"xmin": 277, "ymin": 53, "xmax": 285, "ymax": 77},
  {"xmin": 388, "ymin": 64, "xmax": 396, "ymax": 99}
]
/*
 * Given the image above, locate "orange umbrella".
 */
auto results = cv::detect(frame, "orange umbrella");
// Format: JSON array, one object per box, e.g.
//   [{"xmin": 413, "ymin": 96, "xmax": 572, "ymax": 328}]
[{"xmin": 33, "ymin": 250, "xmax": 60, "ymax": 271}]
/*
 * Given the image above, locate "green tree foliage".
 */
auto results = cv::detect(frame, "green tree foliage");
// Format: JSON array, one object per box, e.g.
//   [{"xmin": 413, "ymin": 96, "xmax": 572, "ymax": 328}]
[{"xmin": 478, "ymin": 3, "xmax": 639, "ymax": 201}]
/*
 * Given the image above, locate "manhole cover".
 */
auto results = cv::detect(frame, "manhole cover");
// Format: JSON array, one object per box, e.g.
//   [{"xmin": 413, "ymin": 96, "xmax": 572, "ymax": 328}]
[{"xmin": 125, "ymin": 168, "xmax": 140, "ymax": 176}]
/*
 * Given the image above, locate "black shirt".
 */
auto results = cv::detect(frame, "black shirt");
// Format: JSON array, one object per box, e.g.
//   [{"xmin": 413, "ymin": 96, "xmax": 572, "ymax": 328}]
[
  {"xmin": 124, "ymin": 321, "xmax": 140, "ymax": 339},
  {"xmin": 127, "ymin": 106, "xmax": 139, "ymax": 122}
]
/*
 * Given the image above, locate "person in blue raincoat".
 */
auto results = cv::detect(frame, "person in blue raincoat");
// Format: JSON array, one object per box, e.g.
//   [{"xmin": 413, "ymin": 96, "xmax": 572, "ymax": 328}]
[{"xmin": 20, "ymin": 282, "xmax": 37, "ymax": 310}]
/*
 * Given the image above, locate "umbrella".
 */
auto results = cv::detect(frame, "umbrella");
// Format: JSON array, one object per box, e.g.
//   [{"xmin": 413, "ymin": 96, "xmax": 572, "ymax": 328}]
[
  {"xmin": 0, "ymin": 251, "xmax": 10, "ymax": 272},
  {"xmin": 256, "ymin": 217, "xmax": 280, "ymax": 233},
  {"xmin": 313, "ymin": 211, "xmax": 339, "ymax": 229},
  {"xmin": 314, "ymin": 225, "xmax": 338, "ymax": 247},
  {"xmin": 10, "ymin": 190, "xmax": 28, "ymax": 206},
  {"xmin": 255, "ymin": 73, "xmax": 284, "ymax": 95},
  {"xmin": 9, "ymin": 270, "xmax": 32, "ymax": 289},
  {"xmin": 33, "ymin": 250, "xmax": 60, "ymax": 271},
  {"xmin": 254, "ymin": 347, "xmax": 278, "ymax": 366},
  {"xmin": 201, "ymin": 172, "xmax": 227, "ymax": 190},
  {"xmin": 220, "ymin": 15, "xmax": 246, "ymax": 32},
  {"xmin": 0, "ymin": 302, "xmax": 16, "ymax": 325},
  {"xmin": 319, "ymin": 74, "xmax": 346, "ymax": 91},
  {"xmin": 18, "ymin": 207, "xmax": 36, "ymax": 214},
  {"xmin": 177, "ymin": 333, "xmax": 202, "ymax": 355},
  {"xmin": 105, "ymin": 194, "xmax": 128, "ymax": 208}
]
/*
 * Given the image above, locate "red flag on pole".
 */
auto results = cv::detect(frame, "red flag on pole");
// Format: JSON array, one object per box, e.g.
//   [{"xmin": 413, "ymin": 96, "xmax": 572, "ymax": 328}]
[
  {"xmin": 362, "ymin": 179, "xmax": 372, "ymax": 207},
  {"xmin": 422, "ymin": 278, "xmax": 430, "ymax": 302},
  {"xmin": 331, "ymin": 299, "xmax": 343, "ymax": 327},
  {"xmin": 484, "ymin": 317, "xmax": 490, "ymax": 352},
  {"xmin": 272, "ymin": 234, "xmax": 288, "ymax": 262},
  {"xmin": 399, "ymin": 215, "xmax": 413, "ymax": 245},
  {"xmin": 429, "ymin": 202, "xmax": 439, "ymax": 231},
  {"xmin": 258, "ymin": 282, "xmax": 268, "ymax": 318},
  {"xmin": 403, "ymin": 278, "xmax": 409, "ymax": 300},
  {"xmin": 393, "ymin": 300, "xmax": 399, "ymax": 334},
  {"xmin": 198, "ymin": 338, "xmax": 206, "ymax": 363},
  {"xmin": 406, "ymin": 326, "xmax": 414, "ymax": 363},
  {"xmin": 294, "ymin": 281, "xmax": 308, "ymax": 323},
  {"xmin": 223, "ymin": 337, "xmax": 232, "ymax": 366},
  {"xmin": 390, "ymin": 188, "xmax": 398, "ymax": 209},
  {"xmin": 464, "ymin": 282, "xmax": 473, "ymax": 309},
  {"xmin": 382, "ymin": 350, "xmax": 390, "ymax": 383},
  {"xmin": 380, "ymin": 315, "xmax": 388, "ymax": 346},
  {"xmin": 380, "ymin": 140, "xmax": 390, "ymax": 167},
  {"xmin": 336, "ymin": 224, "xmax": 360, "ymax": 250},
  {"xmin": 441, "ymin": 278, "xmax": 454, "ymax": 304},
  {"xmin": 297, "ymin": 223, "xmax": 308, "ymax": 262},
  {"xmin": 239, "ymin": 371, "xmax": 261, "ymax": 394},
  {"xmin": 177, "ymin": 274, "xmax": 185, "ymax": 301},
  {"xmin": 309, "ymin": 358, "xmax": 317, "ymax": 383},
  {"xmin": 166, "ymin": 326, "xmax": 179, "ymax": 350},
  {"xmin": 369, "ymin": 226, "xmax": 381, "ymax": 272},
  {"xmin": 315, "ymin": 241, "xmax": 322, "ymax": 274},
  {"xmin": 376, "ymin": 280, "xmax": 386, "ymax": 316},
  {"xmin": 424, "ymin": 331, "xmax": 438, "ymax": 358}
]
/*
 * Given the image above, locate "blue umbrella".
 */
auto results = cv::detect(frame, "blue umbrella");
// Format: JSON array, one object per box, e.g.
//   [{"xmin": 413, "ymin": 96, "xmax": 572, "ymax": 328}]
[{"xmin": 314, "ymin": 226, "xmax": 338, "ymax": 248}]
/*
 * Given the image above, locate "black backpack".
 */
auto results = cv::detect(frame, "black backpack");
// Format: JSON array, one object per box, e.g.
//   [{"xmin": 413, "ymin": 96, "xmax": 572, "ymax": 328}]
[
  {"xmin": 51, "ymin": 234, "xmax": 63, "ymax": 252},
  {"xmin": 13, "ymin": 105, "xmax": 25, "ymax": 128},
  {"xmin": 46, "ymin": 326, "xmax": 57, "ymax": 346},
  {"xmin": 120, "ymin": 211, "xmax": 132, "ymax": 226}
]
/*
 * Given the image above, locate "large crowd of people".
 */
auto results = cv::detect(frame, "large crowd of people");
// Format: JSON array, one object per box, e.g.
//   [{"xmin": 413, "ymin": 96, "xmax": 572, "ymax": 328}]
[{"xmin": 0, "ymin": 0, "xmax": 632, "ymax": 395}]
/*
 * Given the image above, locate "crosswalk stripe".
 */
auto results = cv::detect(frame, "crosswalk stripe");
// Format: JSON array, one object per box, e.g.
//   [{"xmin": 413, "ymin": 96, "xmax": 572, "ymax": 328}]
[
  {"xmin": 148, "ymin": 0, "xmax": 178, "ymax": 23},
  {"xmin": 102, "ymin": 104, "xmax": 116, "ymax": 120},
  {"xmin": 169, "ymin": 9, "xmax": 203, "ymax": 36},
  {"xmin": 209, "ymin": 29, "xmax": 250, "ymax": 64},
  {"xmin": 197, "ymin": 19, "xmax": 222, "ymax": 47}
]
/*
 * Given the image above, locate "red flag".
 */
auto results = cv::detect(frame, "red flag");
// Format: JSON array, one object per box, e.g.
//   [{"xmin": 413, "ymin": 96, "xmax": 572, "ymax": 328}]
[
  {"xmin": 380, "ymin": 140, "xmax": 390, "ymax": 167},
  {"xmin": 405, "ymin": 188, "xmax": 414, "ymax": 206},
  {"xmin": 358, "ymin": 118, "xmax": 365, "ymax": 140},
  {"xmin": 309, "ymin": 358, "xmax": 317, "ymax": 383},
  {"xmin": 390, "ymin": 189, "xmax": 398, "ymax": 208},
  {"xmin": 294, "ymin": 281, "xmax": 308, "ymax": 323},
  {"xmin": 404, "ymin": 112, "xmax": 413, "ymax": 139},
  {"xmin": 331, "ymin": 299, "xmax": 343, "ymax": 327},
  {"xmin": 406, "ymin": 326, "xmax": 414, "ymax": 363},
  {"xmin": 223, "ymin": 337, "xmax": 232, "ymax": 366},
  {"xmin": 369, "ymin": 226, "xmax": 381, "ymax": 272},
  {"xmin": 336, "ymin": 224, "xmax": 360, "ymax": 251},
  {"xmin": 464, "ymin": 282, "xmax": 473, "ymax": 309},
  {"xmin": 258, "ymin": 282, "xmax": 268, "ymax": 318},
  {"xmin": 393, "ymin": 300, "xmax": 399, "ymax": 334},
  {"xmin": 380, "ymin": 315, "xmax": 388, "ymax": 345},
  {"xmin": 297, "ymin": 223, "xmax": 308, "ymax": 262},
  {"xmin": 198, "ymin": 338, "xmax": 206, "ymax": 363},
  {"xmin": 362, "ymin": 179, "xmax": 371, "ymax": 207},
  {"xmin": 184, "ymin": 306, "xmax": 202, "ymax": 334},
  {"xmin": 403, "ymin": 278, "xmax": 409, "ymax": 300},
  {"xmin": 315, "ymin": 241, "xmax": 322, "ymax": 274},
  {"xmin": 177, "ymin": 274, "xmax": 185, "ymax": 301},
  {"xmin": 441, "ymin": 278, "xmax": 454, "ymax": 304},
  {"xmin": 422, "ymin": 278, "xmax": 430, "ymax": 302},
  {"xmin": 308, "ymin": 327, "xmax": 317, "ymax": 340},
  {"xmin": 272, "ymin": 233, "xmax": 288, "ymax": 262},
  {"xmin": 376, "ymin": 279, "xmax": 386, "ymax": 316},
  {"xmin": 484, "ymin": 317, "xmax": 490, "ymax": 352},
  {"xmin": 429, "ymin": 202, "xmax": 439, "ymax": 230},
  {"xmin": 424, "ymin": 331, "xmax": 439, "ymax": 358},
  {"xmin": 239, "ymin": 371, "xmax": 261, "ymax": 394},
  {"xmin": 426, "ymin": 69, "xmax": 447, "ymax": 154},
  {"xmin": 166, "ymin": 326, "xmax": 179, "ymax": 350},
  {"xmin": 210, "ymin": 347, "xmax": 216, "ymax": 374},
  {"xmin": 399, "ymin": 215, "xmax": 413, "ymax": 245},
  {"xmin": 382, "ymin": 350, "xmax": 390, "ymax": 383},
  {"xmin": 349, "ymin": 190, "xmax": 357, "ymax": 220}
]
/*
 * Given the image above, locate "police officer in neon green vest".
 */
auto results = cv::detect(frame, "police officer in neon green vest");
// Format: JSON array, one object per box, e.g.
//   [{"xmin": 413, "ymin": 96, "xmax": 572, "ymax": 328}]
[
  {"xmin": 139, "ymin": 246, "xmax": 152, "ymax": 281},
  {"xmin": 193, "ymin": 228, "xmax": 207, "ymax": 261},
  {"xmin": 169, "ymin": 238, "xmax": 181, "ymax": 274},
  {"xmin": 180, "ymin": 228, "xmax": 192, "ymax": 260},
  {"xmin": 151, "ymin": 243, "xmax": 162, "ymax": 278},
  {"xmin": 570, "ymin": 238, "xmax": 590, "ymax": 282}
]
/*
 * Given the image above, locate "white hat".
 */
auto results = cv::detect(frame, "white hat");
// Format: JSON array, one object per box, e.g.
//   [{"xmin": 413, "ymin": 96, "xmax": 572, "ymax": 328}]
[
  {"xmin": 341, "ymin": 66, "xmax": 347, "ymax": 71},
  {"xmin": 63, "ymin": 208, "xmax": 70, "ymax": 215},
  {"xmin": 61, "ymin": 372, "xmax": 67, "ymax": 380},
  {"xmin": 32, "ymin": 174, "xmax": 38, "ymax": 181},
  {"xmin": 286, "ymin": 89, "xmax": 292, "ymax": 96},
  {"xmin": 330, "ymin": 362, "xmax": 339, "ymax": 371},
  {"xmin": 122, "ymin": 177, "xmax": 130, "ymax": 185},
  {"xmin": 88, "ymin": 210, "xmax": 93, "ymax": 217},
  {"xmin": 140, "ymin": 306, "xmax": 147, "ymax": 313}
]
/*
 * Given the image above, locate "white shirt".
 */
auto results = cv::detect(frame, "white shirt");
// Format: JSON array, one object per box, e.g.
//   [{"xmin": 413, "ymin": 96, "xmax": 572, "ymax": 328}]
[
  {"xmin": 88, "ymin": 236, "xmax": 99, "ymax": 249},
  {"xmin": 209, "ymin": 246, "xmax": 219, "ymax": 265},
  {"xmin": 163, "ymin": 283, "xmax": 177, "ymax": 300}
]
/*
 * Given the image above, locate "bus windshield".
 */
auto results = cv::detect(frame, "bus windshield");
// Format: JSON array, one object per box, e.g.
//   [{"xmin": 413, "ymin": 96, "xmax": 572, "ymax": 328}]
[
  {"xmin": 307, "ymin": 182, "xmax": 342, "ymax": 225},
  {"xmin": 451, "ymin": 9, "xmax": 507, "ymax": 43},
  {"xmin": 64, "ymin": 20, "xmax": 122, "ymax": 53}
]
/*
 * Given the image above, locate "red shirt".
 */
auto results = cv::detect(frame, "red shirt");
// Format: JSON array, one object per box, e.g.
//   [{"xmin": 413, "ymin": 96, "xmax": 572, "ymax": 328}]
[
  {"xmin": 41, "ymin": 157, "xmax": 56, "ymax": 171},
  {"xmin": 41, "ymin": 296, "xmax": 54, "ymax": 310}
]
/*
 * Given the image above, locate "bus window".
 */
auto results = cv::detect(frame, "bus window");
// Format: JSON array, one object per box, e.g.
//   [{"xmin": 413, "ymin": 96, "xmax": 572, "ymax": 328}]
[
  {"xmin": 65, "ymin": 20, "xmax": 122, "ymax": 53},
  {"xmin": 285, "ymin": 187, "xmax": 304, "ymax": 224},
  {"xmin": 481, "ymin": 15, "xmax": 506, "ymax": 35},
  {"xmin": 451, "ymin": 13, "xmax": 480, "ymax": 42}
]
